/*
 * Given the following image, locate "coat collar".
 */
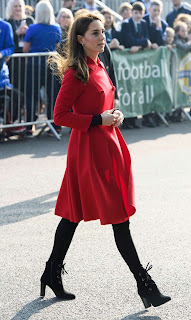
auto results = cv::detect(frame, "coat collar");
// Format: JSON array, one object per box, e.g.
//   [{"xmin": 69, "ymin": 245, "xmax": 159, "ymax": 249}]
[{"xmin": 86, "ymin": 56, "xmax": 104, "ymax": 71}]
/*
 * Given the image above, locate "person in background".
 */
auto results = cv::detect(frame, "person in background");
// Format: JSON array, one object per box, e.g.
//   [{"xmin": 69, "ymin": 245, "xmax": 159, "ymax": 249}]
[
  {"xmin": 143, "ymin": 0, "xmax": 168, "ymax": 47},
  {"xmin": 6, "ymin": 0, "xmax": 34, "ymax": 53},
  {"xmin": 121, "ymin": 2, "xmax": 160, "ymax": 128},
  {"xmin": 23, "ymin": 0, "xmax": 61, "ymax": 137},
  {"xmin": 62, "ymin": 0, "xmax": 76, "ymax": 13},
  {"xmin": 57, "ymin": 8, "xmax": 74, "ymax": 42},
  {"xmin": 73, "ymin": 0, "xmax": 102, "ymax": 15},
  {"xmin": 116, "ymin": 2, "xmax": 132, "ymax": 32},
  {"xmin": 174, "ymin": 21, "xmax": 191, "ymax": 51},
  {"xmin": 120, "ymin": 2, "xmax": 132, "ymax": 22},
  {"xmin": 144, "ymin": 0, "xmax": 151, "ymax": 11},
  {"xmin": 101, "ymin": 8, "xmax": 124, "ymax": 50},
  {"xmin": 130, "ymin": 0, "xmax": 149, "ymax": 14},
  {"xmin": 161, "ymin": 26, "xmax": 175, "ymax": 123},
  {"xmin": 25, "ymin": 4, "xmax": 34, "ymax": 16},
  {"xmin": 0, "ymin": 16, "xmax": 20, "ymax": 133},
  {"xmin": 173, "ymin": 13, "xmax": 191, "ymax": 36},
  {"xmin": 143, "ymin": 0, "xmax": 168, "ymax": 127},
  {"xmin": 0, "ymin": 17, "xmax": 15, "ymax": 70},
  {"xmin": 0, "ymin": 17, "xmax": 15, "ymax": 88},
  {"xmin": 172, "ymin": 21, "xmax": 191, "ymax": 122},
  {"xmin": 5, "ymin": 0, "xmax": 34, "ymax": 95},
  {"xmin": 121, "ymin": 2, "xmax": 151, "ymax": 129},
  {"xmin": 163, "ymin": 27, "xmax": 176, "ymax": 122},
  {"xmin": 121, "ymin": 2, "xmax": 151, "ymax": 52},
  {"xmin": 166, "ymin": 0, "xmax": 191, "ymax": 28},
  {"xmin": 99, "ymin": 42, "xmax": 119, "ymax": 108},
  {"xmin": 164, "ymin": 27, "xmax": 175, "ymax": 48}
]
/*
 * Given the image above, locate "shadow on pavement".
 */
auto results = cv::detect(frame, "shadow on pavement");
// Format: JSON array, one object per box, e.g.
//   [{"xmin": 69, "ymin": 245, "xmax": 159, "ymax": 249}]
[
  {"xmin": 1, "ymin": 122, "xmax": 190, "ymax": 160},
  {"xmin": 121, "ymin": 310, "xmax": 162, "ymax": 320},
  {"xmin": 0, "ymin": 192, "xmax": 58, "ymax": 226},
  {"xmin": 121, "ymin": 121, "xmax": 191, "ymax": 146},
  {"xmin": 10, "ymin": 302, "xmax": 162, "ymax": 320},
  {"xmin": 0, "ymin": 127, "xmax": 70, "ymax": 160},
  {"xmin": 10, "ymin": 297, "xmax": 63, "ymax": 320}
]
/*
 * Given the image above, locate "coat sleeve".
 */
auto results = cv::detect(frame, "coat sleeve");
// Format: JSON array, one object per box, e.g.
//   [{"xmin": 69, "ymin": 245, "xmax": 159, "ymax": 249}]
[
  {"xmin": 54, "ymin": 69, "xmax": 93, "ymax": 132},
  {"xmin": 0, "ymin": 23, "xmax": 15, "ymax": 57}
]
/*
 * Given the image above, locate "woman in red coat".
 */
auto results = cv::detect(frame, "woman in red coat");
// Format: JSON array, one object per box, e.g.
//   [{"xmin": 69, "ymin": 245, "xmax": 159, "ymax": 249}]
[{"xmin": 40, "ymin": 12, "xmax": 171, "ymax": 308}]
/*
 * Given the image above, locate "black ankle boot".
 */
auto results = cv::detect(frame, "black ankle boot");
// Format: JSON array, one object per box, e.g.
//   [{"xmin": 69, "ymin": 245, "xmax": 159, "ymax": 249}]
[
  {"xmin": 136, "ymin": 263, "xmax": 171, "ymax": 308},
  {"xmin": 40, "ymin": 260, "xmax": 75, "ymax": 300}
]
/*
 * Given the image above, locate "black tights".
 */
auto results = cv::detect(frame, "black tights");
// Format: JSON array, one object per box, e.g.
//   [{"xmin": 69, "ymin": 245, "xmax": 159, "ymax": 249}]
[{"xmin": 48, "ymin": 218, "xmax": 142, "ymax": 279}]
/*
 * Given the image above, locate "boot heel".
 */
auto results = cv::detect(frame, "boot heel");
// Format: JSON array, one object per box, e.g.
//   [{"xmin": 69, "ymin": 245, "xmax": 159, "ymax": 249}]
[
  {"xmin": 40, "ymin": 281, "xmax": 46, "ymax": 297},
  {"xmin": 140, "ymin": 296, "xmax": 151, "ymax": 309}
]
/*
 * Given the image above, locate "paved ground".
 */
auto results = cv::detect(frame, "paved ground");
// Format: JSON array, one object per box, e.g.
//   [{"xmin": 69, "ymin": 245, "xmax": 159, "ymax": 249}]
[{"xmin": 0, "ymin": 121, "xmax": 191, "ymax": 320}]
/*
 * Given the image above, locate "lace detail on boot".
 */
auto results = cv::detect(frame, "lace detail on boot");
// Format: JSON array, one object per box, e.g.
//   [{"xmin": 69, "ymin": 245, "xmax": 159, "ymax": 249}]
[
  {"xmin": 57, "ymin": 263, "xmax": 68, "ymax": 285},
  {"xmin": 137, "ymin": 262, "xmax": 171, "ymax": 308},
  {"xmin": 138, "ymin": 263, "xmax": 156, "ymax": 292}
]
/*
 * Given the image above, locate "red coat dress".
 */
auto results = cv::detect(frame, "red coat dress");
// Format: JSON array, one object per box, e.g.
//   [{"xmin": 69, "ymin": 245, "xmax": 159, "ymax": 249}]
[{"xmin": 54, "ymin": 56, "xmax": 136, "ymax": 225}]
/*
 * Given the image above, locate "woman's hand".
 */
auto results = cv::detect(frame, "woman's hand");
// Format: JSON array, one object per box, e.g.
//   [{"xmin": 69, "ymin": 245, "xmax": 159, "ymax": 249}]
[
  {"xmin": 16, "ymin": 25, "xmax": 28, "ymax": 36},
  {"xmin": 112, "ymin": 110, "xmax": 124, "ymax": 127},
  {"xmin": 101, "ymin": 109, "xmax": 119, "ymax": 126},
  {"xmin": 101, "ymin": 109, "xmax": 124, "ymax": 127}
]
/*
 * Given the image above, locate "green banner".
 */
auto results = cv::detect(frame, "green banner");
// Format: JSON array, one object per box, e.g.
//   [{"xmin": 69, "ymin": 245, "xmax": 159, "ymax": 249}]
[
  {"xmin": 173, "ymin": 49, "xmax": 191, "ymax": 109},
  {"xmin": 112, "ymin": 47, "xmax": 173, "ymax": 117}
]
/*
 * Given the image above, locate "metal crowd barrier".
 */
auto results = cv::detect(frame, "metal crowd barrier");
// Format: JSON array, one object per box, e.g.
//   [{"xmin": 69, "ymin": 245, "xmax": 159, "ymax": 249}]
[
  {"xmin": 1, "ymin": 49, "xmax": 191, "ymax": 142},
  {"xmin": 0, "ymin": 52, "xmax": 61, "ymax": 140}
]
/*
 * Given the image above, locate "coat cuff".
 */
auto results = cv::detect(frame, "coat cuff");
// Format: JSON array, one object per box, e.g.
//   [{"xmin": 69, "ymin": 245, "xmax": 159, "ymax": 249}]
[{"xmin": 90, "ymin": 114, "xmax": 102, "ymax": 127}]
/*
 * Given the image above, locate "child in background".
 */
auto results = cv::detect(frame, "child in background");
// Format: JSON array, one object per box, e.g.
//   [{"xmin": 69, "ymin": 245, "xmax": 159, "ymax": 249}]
[
  {"xmin": 130, "ymin": 0, "xmax": 149, "ymax": 13},
  {"xmin": 173, "ymin": 13, "xmax": 191, "ymax": 36},
  {"xmin": 174, "ymin": 17, "xmax": 191, "ymax": 119},
  {"xmin": 121, "ymin": 1, "xmax": 158, "ymax": 128},
  {"xmin": 25, "ymin": 5, "xmax": 34, "ymax": 17},
  {"xmin": 174, "ymin": 21, "xmax": 191, "ymax": 52},
  {"xmin": 164, "ymin": 27, "xmax": 175, "ymax": 49},
  {"xmin": 119, "ymin": 2, "xmax": 132, "ymax": 22},
  {"xmin": 121, "ymin": 1, "xmax": 152, "ymax": 53},
  {"xmin": 101, "ymin": 9, "xmax": 124, "ymax": 50},
  {"xmin": 166, "ymin": 21, "xmax": 191, "ymax": 123},
  {"xmin": 143, "ymin": 0, "xmax": 168, "ymax": 47},
  {"xmin": 116, "ymin": 2, "xmax": 132, "ymax": 31}
]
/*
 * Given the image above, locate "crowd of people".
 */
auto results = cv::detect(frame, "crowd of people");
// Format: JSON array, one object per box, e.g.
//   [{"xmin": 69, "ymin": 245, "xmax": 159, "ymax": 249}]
[{"xmin": 0, "ymin": 0, "xmax": 191, "ymax": 137}]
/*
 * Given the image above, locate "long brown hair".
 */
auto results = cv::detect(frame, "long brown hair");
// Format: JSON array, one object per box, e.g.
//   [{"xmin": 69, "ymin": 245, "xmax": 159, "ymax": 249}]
[{"xmin": 48, "ymin": 12, "xmax": 104, "ymax": 83}]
